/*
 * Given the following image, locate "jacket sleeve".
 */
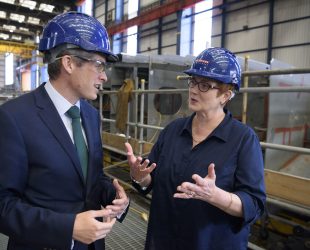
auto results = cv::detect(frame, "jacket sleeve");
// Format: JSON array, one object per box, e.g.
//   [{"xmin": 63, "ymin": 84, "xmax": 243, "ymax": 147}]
[
  {"xmin": 0, "ymin": 107, "xmax": 75, "ymax": 249},
  {"xmin": 234, "ymin": 128, "xmax": 266, "ymax": 228}
]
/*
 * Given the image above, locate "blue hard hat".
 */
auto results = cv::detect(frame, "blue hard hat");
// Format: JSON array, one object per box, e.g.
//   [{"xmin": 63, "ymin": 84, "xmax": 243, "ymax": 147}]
[
  {"xmin": 184, "ymin": 48, "xmax": 241, "ymax": 91},
  {"xmin": 39, "ymin": 12, "xmax": 118, "ymax": 62}
]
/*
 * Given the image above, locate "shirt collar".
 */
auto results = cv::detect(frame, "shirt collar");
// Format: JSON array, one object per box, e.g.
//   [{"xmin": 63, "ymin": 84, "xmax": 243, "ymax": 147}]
[
  {"xmin": 180, "ymin": 109, "xmax": 233, "ymax": 142},
  {"xmin": 44, "ymin": 80, "xmax": 81, "ymax": 115}
]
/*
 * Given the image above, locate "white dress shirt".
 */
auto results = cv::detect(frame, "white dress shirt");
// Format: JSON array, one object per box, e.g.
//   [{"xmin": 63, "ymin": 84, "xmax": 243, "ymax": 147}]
[{"xmin": 44, "ymin": 81, "xmax": 87, "ymax": 146}]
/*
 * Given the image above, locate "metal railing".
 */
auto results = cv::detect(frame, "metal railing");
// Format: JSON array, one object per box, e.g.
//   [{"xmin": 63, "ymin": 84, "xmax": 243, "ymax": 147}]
[
  {"xmin": 99, "ymin": 65, "xmax": 310, "ymax": 155},
  {"xmin": 99, "ymin": 65, "xmax": 310, "ymax": 215}
]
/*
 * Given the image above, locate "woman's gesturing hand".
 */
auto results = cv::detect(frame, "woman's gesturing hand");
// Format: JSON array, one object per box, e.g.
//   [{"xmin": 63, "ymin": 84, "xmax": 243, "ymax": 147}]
[{"xmin": 124, "ymin": 142, "xmax": 156, "ymax": 184}]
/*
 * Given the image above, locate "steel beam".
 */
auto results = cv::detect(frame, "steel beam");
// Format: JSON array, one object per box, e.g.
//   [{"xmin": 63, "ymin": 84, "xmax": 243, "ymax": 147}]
[{"xmin": 107, "ymin": 0, "xmax": 204, "ymax": 35}]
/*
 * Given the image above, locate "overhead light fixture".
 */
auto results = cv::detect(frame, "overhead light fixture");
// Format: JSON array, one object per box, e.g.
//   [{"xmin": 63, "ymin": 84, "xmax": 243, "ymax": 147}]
[
  {"xmin": 27, "ymin": 16, "xmax": 40, "ymax": 25},
  {"xmin": 10, "ymin": 13, "xmax": 25, "ymax": 23},
  {"xmin": 3, "ymin": 24, "xmax": 16, "ymax": 32},
  {"xmin": 20, "ymin": 27, "xmax": 29, "ymax": 32},
  {"xmin": 20, "ymin": 0, "xmax": 36, "ymax": 10},
  {"xmin": 24, "ymin": 38, "xmax": 35, "ymax": 44},
  {"xmin": 0, "ymin": 0, "xmax": 15, "ymax": 5},
  {"xmin": 64, "ymin": 6, "xmax": 71, "ymax": 12},
  {"xmin": 0, "ymin": 33, "xmax": 9, "ymax": 40},
  {"xmin": 12, "ymin": 35, "xmax": 22, "ymax": 40},
  {"xmin": 0, "ymin": 11, "xmax": 6, "ymax": 19},
  {"xmin": 39, "ymin": 3, "xmax": 55, "ymax": 13}
]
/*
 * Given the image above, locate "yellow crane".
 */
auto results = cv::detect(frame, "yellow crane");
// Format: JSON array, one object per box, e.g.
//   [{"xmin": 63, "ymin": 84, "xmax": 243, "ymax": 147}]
[{"xmin": 0, "ymin": 40, "xmax": 36, "ymax": 59}]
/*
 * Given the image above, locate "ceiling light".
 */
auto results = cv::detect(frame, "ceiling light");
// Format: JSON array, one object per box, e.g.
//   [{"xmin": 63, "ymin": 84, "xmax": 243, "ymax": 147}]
[
  {"xmin": 20, "ymin": 0, "xmax": 36, "ymax": 10},
  {"xmin": 3, "ymin": 24, "xmax": 16, "ymax": 31},
  {"xmin": 20, "ymin": 27, "xmax": 29, "ymax": 32},
  {"xmin": 64, "ymin": 6, "xmax": 71, "ymax": 12},
  {"xmin": 12, "ymin": 35, "xmax": 22, "ymax": 40},
  {"xmin": 39, "ymin": 3, "xmax": 55, "ymax": 13},
  {"xmin": 0, "ymin": 33, "xmax": 9, "ymax": 40},
  {"xmin": 10, "ymin": 13, "xmax": 25, "ymax": 23},
  {"xmin": 0, "ymin": 11, "xmax": 6, "ymax": 19},
  {"xmin": 0, "ymin": 0, "xmax": 15, "ymax": 5},
  {"xmin": 27, "ymin": 16, "xmax": 40, "ymax": 25}
]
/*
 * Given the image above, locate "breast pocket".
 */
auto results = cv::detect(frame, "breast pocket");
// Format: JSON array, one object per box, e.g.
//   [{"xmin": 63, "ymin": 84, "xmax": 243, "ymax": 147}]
[{"xmin": 214, "ymin": 154, "xmax": 238, "ymax": 189}]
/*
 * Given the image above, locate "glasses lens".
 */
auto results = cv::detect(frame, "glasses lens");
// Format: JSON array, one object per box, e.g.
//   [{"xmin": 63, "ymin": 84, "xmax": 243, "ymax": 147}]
[
  {"xmin": 188, "ymin": 79, "xmax": 193, "ymax": 88},
  {"xmin": 188, "ymin": 78, "xmax": 210, "ymax": 92},
  {"xmin": 71, "ymin": 55, "xmax": 106, "ymax": 73},
  {"xmin": 199, "ymin": 82, "xmax": 211, "ymax": 92},
  {"xmin": 94, "ymin": 60, "xmax": 106, "ymax": 73}
]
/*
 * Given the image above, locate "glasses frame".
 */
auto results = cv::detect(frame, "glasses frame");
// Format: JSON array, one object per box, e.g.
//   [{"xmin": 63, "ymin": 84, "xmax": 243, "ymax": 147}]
[
  {"xmin": 188, "ymin": 77, "xmax": 220, "ymax": 92},
  {"xmin": 71, "ymin": 55, "xmax": 107, "ymax": 73},
  {"xmin": 55, "ymin": 54, "xmax": 107, "ymax": 73}
]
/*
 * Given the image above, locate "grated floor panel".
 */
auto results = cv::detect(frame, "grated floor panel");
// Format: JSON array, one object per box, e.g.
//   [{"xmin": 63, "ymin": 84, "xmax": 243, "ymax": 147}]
[
  {"xmin": 0, "ymin": 234, "xmax": 8, "ymax": 250},
  {"xmin": 0, "ymin": 200, "xmax": 148, "ymax": 250},
  {"xmin": 106, "ymin": 201, "xmax": 148, "ymax": 250}
]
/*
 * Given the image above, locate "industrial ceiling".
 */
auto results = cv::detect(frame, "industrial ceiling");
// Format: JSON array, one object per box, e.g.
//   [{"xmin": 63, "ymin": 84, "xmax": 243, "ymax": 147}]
[{"xmin": 0, "ymin": 0, "xmax": 76, "ymax": 44}]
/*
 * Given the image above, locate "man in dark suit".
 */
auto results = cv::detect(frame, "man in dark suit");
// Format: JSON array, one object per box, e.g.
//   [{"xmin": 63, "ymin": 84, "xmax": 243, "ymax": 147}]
[{"xmin": 0, "ymin": 12, "xmax": 129, "ymax": 250}]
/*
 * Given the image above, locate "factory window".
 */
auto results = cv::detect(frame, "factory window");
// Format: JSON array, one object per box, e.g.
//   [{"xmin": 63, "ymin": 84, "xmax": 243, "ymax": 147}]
[
  {"xmin": 113, "ymin": 34, "xmax": 122, "ymax": 54},
  {"xmin": 154, "ymin": 87, "xmax": 182, "ymax": 115},
  {"xmin": 77, "ymin": 0, "xmax": 93, "ymax": 16},
  {"xmin": 5, "ymin": 53, "xmax": 14, "ymax": 86},
  {"xmin": 127, "ymin": 0, "xmax": 138, "ymax": 55},
  {"xmin": 180, "ymin": 7, "xmax": 192, "ymax": 56},
  {"xmin": 193, "ymin": 0, "xmax": 213, "ymax": 55},
  {"xmin": 180, "ymin": 0, "xmax": 212, "ymax": 56},
  {"xmin": 113, "ymin": 0, "xmax": 125, "ymax": 54}
]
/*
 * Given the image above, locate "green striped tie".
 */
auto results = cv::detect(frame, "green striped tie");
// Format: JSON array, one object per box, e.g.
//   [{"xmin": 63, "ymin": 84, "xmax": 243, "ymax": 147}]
[{"xmin": 66, "ymin": 106, "xmax": 88, "ymax": 180}]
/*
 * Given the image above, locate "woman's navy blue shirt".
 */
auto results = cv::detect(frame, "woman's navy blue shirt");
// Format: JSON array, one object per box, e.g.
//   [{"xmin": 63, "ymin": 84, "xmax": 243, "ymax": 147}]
[{"xmin": 134, "ymin": 110, "xmax": 266, "ymax": 250}]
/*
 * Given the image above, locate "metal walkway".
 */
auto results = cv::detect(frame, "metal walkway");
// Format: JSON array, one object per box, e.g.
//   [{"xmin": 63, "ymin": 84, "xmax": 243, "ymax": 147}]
[
  {"xmin": 0, "ymin": 234, "xmax": 7, "ymax": 250},
  {"xmin": 106, "ymin": 201, "xmax": 148, "ymax": 250},
  {"xmin": 0, "ymin": 200, "xmax": 148, "ymax": 250}
]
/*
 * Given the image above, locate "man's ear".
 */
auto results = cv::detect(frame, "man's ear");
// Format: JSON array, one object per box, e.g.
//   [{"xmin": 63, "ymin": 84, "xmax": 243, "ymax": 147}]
[{"xmin": 61, "ymin": 55, "xmax": 74, "ymax": 74}]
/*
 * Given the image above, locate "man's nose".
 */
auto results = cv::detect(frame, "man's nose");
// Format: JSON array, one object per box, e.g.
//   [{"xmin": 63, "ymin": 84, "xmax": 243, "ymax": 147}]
[{"xmin": 100, "ymin": 71, "xmax": 108, "ymax": 83}]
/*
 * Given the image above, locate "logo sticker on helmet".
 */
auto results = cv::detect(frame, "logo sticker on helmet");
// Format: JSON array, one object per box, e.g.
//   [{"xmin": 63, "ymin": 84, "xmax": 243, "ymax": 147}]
[{"xmin": 195, "ymin": 59, "xmax": 209, "ymax": 65}]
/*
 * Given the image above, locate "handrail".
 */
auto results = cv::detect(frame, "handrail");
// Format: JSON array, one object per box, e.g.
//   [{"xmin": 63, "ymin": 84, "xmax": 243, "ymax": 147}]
[
  {"xmin": 243, "ymin": 67, "xmax": 310, "ymax": 76},
  {"xmin": 101, "ymin": 119, "xmax": 310, "ymax": 155},
  {"xmin": 100, "ymin": 85, "xmax": 310, "ymax": 95}
]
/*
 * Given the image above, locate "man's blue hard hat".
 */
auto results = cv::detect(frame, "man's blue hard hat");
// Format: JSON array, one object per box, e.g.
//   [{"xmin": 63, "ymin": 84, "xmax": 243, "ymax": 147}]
[
  {"xmin": 184, "ymin": 48, "xmax": 241, "ymax": 91},
  {"xmin": 39, "ymin": 12, "xmax": 118, "ymax": 62}
]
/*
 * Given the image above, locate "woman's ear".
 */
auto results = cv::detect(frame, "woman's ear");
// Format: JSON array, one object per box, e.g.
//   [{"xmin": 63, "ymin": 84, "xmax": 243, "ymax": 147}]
[
  {"xmin": 228, "ymin": 90, "xmax": 235, "ymax": 100},
  {"xmin": 221, "ymin": 90, "xmax": 234, "ymax": 106}
]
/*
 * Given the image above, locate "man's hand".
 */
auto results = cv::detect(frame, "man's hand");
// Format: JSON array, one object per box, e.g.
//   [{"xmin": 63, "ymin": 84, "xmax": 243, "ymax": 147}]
[
  {"xmin": 106, "ymin": 179, "xmax": 129, "ymax": 218},
  {"xmin": 73, "ymin": 209, "xmax": 116, "ymax": 244}
]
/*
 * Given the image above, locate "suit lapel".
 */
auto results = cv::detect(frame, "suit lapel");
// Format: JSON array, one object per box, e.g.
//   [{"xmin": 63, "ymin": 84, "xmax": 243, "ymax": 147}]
[{"xmin": 34, "ymin": 85, "xmax": 85, "ymax": 185}]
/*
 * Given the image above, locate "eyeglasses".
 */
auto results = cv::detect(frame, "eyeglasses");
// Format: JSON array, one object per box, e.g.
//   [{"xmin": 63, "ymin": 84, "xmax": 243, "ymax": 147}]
[
  {"xmin": 55, "ymin": 55, "xmax": 107, "ymax": 73},
  {"xmin": 188, "ymin": 77, "xmax": 220, "ymax": 92},
  {"xmin": 71, "ymin": 55, "xmax": 107, "ymax": 73}
]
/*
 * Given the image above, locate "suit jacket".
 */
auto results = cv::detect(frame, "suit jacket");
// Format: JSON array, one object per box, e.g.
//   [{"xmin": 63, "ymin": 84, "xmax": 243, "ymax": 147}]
[{"xmin": 0, "ymin": 84, "xmax": 118, "ymax": 250}]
